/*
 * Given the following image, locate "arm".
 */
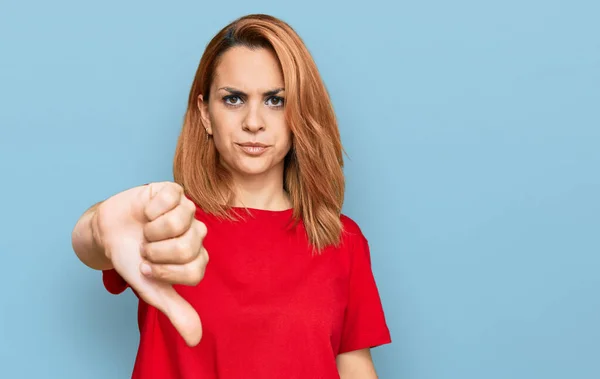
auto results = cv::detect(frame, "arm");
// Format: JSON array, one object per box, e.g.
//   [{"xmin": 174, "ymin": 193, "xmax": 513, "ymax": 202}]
[
  {"xmin": 336, "ymin": 218, "xmax": 391, "ymax": 378},
  {"xmin": 336, "ymin": 348, "xmax": 378, "ymax": 379},
  {"xmin": 71, "ymin": 201, "xmax": 113, "ymax": 270}
]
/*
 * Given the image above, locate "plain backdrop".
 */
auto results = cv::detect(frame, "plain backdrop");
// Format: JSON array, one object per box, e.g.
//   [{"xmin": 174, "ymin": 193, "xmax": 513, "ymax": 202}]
[{"xmin": 1, "ymin": 1, "xmax": 599, "ymax": 378}]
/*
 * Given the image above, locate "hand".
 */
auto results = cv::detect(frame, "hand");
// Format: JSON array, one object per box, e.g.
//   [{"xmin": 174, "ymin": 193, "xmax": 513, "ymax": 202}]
[{"xmin": 92, "ymin": 181, "xmax": 208, "ymax": 347}]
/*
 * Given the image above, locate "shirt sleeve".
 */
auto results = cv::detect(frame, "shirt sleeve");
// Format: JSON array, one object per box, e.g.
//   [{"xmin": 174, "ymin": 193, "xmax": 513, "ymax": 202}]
[
  {"xmin": 102, "ymin": 268, "xmax": 129, "ymax": 295},
  {"xmin": 338, "ymin": 232, "xmax": 392, "ymax": 354}
]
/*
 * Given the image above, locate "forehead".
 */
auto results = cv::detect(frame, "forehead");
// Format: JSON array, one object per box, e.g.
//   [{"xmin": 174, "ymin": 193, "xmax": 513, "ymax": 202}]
[{"xmin": 212, "ymin": 46, "xmax": 284, "ymax": 90}]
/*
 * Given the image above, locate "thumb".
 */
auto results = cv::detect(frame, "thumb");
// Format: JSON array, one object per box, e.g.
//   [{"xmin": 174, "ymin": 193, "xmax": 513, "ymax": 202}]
[
  {"xmin": 108, "ymin": 236, "xmax": 203, "ymax": 347},
  {"xmin": 149, "ymin": 285, "xmax": 203, "ymax": 347}
]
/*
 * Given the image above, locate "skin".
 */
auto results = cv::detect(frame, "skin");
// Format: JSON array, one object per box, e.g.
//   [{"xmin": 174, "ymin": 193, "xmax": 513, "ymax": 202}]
[
  {"xmin": 198, "ymin": 46, "xmax": 292, "ymax": 211},
  {"xmin": 72, "ymin": 182, "xmax": 207, "ymax": 347},
  {"xmin": 199, "ymin": 45, "xmax": 379, "ymax": 378},
  {"xmin": 71, "ymin": 45, "xmax": 378, "ymax": 377}
]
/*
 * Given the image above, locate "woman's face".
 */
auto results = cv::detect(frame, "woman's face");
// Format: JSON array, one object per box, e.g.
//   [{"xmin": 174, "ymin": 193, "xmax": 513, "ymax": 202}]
[{"xmin": 199, "ymin": 46, "xmax": 292, "ymax": 181}]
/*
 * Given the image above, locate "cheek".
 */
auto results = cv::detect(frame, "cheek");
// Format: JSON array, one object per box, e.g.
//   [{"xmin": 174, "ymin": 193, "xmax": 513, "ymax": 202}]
[
  {"xmin": 209, "ymin": 119, "xmax": 232, "ymax": 158},
  {"xmin": 276, "ymin": 123, "xmax": 292, "ymax": 154},
  {"xmin": 270, "ymin": 114, "xmax": 290, "ymax": 139},
  {"xmin": 283, "ymin": 132, "xmax": 292, "ymax": 153},
  {"xmin": 282, "ymin": 125, "xmax": 293, "ymax": 149},
  {"xmin": 209, "ymin": 109, "xmax": 239, "ymax": 140}
]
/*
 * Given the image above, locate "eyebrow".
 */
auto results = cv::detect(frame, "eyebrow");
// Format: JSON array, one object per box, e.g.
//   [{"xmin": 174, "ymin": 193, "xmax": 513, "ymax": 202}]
[{"xmin": 218, "ymin": 87, "xmax": 285, "ymax": 97}]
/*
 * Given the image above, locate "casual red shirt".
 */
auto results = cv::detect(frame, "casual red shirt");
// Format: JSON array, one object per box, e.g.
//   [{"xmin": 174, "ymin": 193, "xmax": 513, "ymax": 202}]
[{"xmin": 102, "ymin": 206, "xmax": 391, "ymax": 378}]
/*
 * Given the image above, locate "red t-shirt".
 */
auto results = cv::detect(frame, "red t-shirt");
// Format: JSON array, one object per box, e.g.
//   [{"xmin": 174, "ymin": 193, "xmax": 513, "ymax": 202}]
[{"xmin": 102, "ymin": 206, "xmax": 391, "ymax": 378}]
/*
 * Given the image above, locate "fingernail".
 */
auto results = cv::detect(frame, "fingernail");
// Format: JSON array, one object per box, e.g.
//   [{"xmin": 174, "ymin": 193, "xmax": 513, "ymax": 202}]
[{"xmin": 140, "ymin": 263, "xmax": 152, "ymax": 276}]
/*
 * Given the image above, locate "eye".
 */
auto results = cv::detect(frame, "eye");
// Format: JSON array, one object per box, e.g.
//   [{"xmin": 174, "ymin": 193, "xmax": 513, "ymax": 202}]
[
  {"xmin": 223, "ymin": 95, "xmax": 243, "ymax": 106},
  {"xmin": 266, "ymin": 96, "xmax": 284, "ymax": 107}
]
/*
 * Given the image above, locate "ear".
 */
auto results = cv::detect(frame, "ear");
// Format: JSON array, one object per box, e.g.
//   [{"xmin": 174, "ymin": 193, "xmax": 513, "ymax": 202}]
[{"xmin": 197, "ymin": 94, "xmax": 213, "ymax": 136}]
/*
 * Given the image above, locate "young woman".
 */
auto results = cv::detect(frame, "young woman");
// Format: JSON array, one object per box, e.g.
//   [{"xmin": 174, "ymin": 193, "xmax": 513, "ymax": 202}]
[{"xmin": 72, "ymin": 13, "xmax": 391, "ymax": 379}]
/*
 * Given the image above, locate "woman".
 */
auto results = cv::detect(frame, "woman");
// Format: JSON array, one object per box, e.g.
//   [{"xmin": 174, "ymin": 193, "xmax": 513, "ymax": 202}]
[{"xmin": 72, "ymin": 13, "xmax": 391, "ymax": 379}]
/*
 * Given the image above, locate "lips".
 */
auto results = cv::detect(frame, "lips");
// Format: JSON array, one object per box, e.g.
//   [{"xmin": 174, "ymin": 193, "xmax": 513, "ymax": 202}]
[
  {"xmin": 236, "ymin": 142, "xmax": 270, "ymax": 156},
  {"xmin": 237, "ymin": 142, "xmax": 268, "ymax": 147}
]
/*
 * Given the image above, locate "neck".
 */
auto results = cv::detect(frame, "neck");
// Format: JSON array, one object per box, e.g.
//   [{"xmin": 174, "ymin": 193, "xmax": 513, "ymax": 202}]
[{"xmin": 228, "ymin": 167, "xmax": 291, "ymax": 211}]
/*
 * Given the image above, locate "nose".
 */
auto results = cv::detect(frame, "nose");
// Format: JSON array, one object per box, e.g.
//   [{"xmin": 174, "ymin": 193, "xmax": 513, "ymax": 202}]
[{"xmin": 242, "ymin": 103, "xmax": 265, "ymax": 133}]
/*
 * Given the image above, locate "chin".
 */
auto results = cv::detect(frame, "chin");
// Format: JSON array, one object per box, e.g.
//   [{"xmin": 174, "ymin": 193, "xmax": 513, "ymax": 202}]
[
  {"xmin": 221, "ymin": 151, "xmax": 286, "ymax": 178},
  {"xmin": 231, "ymin": 160, "xmax": 275, "ymax": 177},
  {"xmin": 237, "ymin": 166, "xmax": 272, "ymax": 177}
]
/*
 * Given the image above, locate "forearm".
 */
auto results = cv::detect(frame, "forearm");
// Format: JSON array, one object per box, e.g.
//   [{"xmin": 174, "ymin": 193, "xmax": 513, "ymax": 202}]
[
  {"xmin": 71, "ymin": 202, "xmax": 113, "ymax": 270},
  {"xmin": 336, "ymin": 349, "xmax": 378, "ymax": 379}
]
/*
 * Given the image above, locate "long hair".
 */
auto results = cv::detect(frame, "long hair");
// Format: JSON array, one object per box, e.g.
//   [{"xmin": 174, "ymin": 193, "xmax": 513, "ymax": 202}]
[{"xmin": 173, "ymin": 14, "xmax": 345, "ymax": 251}]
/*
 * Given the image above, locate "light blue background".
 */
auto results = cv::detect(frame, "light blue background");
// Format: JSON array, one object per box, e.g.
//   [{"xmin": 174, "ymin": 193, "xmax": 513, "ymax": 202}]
[{"xmin": 1, "ymin": 0, "xmax": 598, "ymax": 378}]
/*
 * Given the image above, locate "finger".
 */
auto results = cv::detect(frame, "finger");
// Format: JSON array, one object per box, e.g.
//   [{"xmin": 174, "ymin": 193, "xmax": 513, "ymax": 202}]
[
  {"xmin": 148, "ymin": 285, "xmax": 203, "ymax": 347},
  {"xmin": 144, "ymin": 200, "xmax": 197, "ymax": 242},
  {"xmin": 144, "ymin": 182, "xmax": 184, "ymax": 221},
  {"xmin": 109, "ymin": 235, "xmax": 202, "ymax": 347},
  {"xmin": 141, "ymin": 249, "xmax": 208, "ymax": 286},
  {"xmin": 142, "ymin": 223, "xmax": 204, "ymax": 264}
]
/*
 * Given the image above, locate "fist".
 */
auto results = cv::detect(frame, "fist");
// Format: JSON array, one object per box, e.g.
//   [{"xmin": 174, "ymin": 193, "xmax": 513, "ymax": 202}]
[
  {"xmin": 139, "ymin": 182, "xmax": 208, "ymax": 287},
  {"xmin": 93, "ymin": 181, "xmax": 208, "ymax": 347}
]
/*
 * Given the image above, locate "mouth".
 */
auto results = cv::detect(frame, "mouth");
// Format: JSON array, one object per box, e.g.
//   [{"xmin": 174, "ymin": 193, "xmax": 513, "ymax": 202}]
[
  {"xmin": 237, "ymin": 142, "xmax": 268, "ymax": 147},
  {"xmin": 236, "ymin": 142, "xmax": 270, "ymax": 156}
]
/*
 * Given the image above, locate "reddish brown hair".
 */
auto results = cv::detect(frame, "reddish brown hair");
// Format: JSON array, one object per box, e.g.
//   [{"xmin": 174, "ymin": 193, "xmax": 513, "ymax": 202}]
[{"xmin": 173, "ymin": 14, "xmax": 345, "ymax": 250}]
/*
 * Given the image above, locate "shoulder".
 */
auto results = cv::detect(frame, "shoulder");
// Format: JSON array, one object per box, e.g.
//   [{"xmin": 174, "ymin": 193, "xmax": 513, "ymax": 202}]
[
  {"xmin": 339, "ymin": 213, "xmax": 369, "ymax": 251},
  {"xmin": 340, "ymin": 213, "xmax": 366, "ymax": 239},
  {"xmin": 338, "ymin": 214, "xmax": 378, "ymax": 277}
]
